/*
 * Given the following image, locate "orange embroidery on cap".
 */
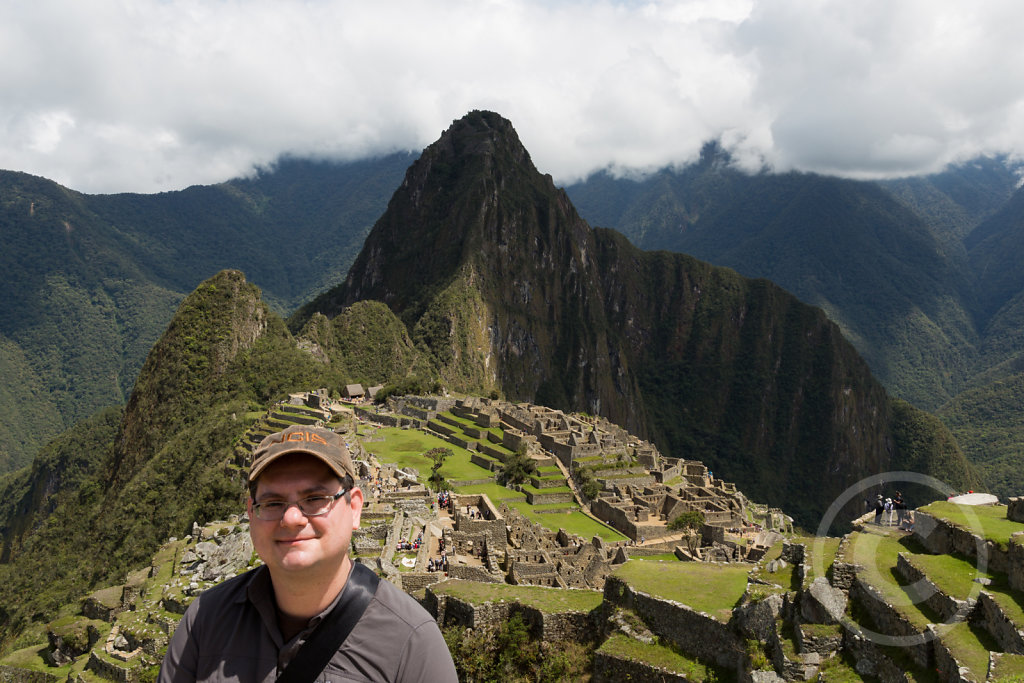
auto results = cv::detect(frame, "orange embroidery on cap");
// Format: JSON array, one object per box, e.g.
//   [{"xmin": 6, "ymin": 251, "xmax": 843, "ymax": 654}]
[{"xmin": 283, "ymin": 431, "xmax": 328, "ymax": 445}]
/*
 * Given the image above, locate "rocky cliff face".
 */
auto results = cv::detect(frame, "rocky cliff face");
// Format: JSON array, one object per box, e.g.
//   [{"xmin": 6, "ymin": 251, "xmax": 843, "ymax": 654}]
[{"xmin": 294, "ymin": 111, "xmax": 968, "ymax": 525}]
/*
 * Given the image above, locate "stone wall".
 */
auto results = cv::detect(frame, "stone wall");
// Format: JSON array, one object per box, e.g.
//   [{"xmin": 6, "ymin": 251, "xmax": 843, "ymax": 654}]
[
  {"xmin": 428, "ymin": 591, "xmax": 599, "ymax": 642},
  {"xmin": 1007, "ymin": 534, "xmax": 1024, "ymax": 593},
  {"xmin": 0, "ymin": 667, "xmax": 61, "ymax": 683},
  {"xmin": 85, "ymin": 652, "xmax": 135, "ymax": 683},
  {"xmin": 354, "ymin": 406, "xmax": 416, "ymax": 428},
  {"xmin": 446, "ymin": 565, "xmax": 501, "ymax": 583},
  {"xmin": 399, "ymin": 572, "xmax": 447, "ymax": 593},
  {"xmin": 1008, "ymin": 498, "xmax": 1024, "ymax": 523},
  {"xmin": 781, "ymin": 543, "xmax": 805, "ymax": 565},
  {"xmin": 928, "ymin": 625, "xmax": 972, "ymax": 683},
  {"xmin": 913, "ymin": 512, "xmax": 1008, "ymax": 574},
  {"xmin": 976, "ymin": 591, "xmax": 1024, "ymax": 654},
  {"xmin": 603, "ymin": 576, "xmax": 743, "ymax": 671},
  {"xmin": 849, "ymin": 578, "xmax": 931, "ymax": 669},
  {"xmin": 841, "ymin": 631, "xmax": 914, "ymax": 683},
  {"xmin": 592, "ymin": 651, "xmax": 690, "ymax": 683},
  {"xmin": 523, "ymin": 489, "xmax": 573, "ymax": 505},
  {"xmin": 894, "ymin": 553, "xmax": 972, "ymax": 623},
  {"xmin": 476, "ymin": 443, "xmax": 509, "ymax": 463}
]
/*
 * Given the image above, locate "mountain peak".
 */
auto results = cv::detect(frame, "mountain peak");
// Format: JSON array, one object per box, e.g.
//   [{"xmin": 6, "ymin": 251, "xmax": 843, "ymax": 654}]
[{"xmin": 293, "ymin": 110, "xmax": 577, "ymax": 328}]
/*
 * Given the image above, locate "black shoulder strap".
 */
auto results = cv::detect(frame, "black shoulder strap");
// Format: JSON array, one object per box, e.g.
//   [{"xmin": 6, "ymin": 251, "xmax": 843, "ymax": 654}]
[{"xmin": 276, "ymin": 562, "xmax": 381, "ymax": 683}]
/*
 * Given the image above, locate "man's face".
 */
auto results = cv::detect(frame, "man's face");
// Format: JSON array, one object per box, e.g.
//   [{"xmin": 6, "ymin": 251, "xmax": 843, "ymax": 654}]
[{"xmin": 248, "ymin": 454, "xmax": 363, "ymax": 577}]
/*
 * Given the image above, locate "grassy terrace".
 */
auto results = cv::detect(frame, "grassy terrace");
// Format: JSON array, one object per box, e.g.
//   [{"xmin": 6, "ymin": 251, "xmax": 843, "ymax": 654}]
[
  {"xmin": 363, "ymin": 425, "xmax": 628, "ymax": 542},
  {"xmin": 918, "ymin": 501, "xmax": 1024, "ymax": 550},
  {"xmin": 845, "ymin": 526, "xmax": 1007, "ymax": 677},
  {"xmin": 942, "ymin": 621, "xmax": 998, "ymax": 681},
  {"xmin": 990, "ymin": 653, "xmax": 1024, "ymax": 681},
  {"xmin": 431, "ymin": 579, "xmax": 603, "ymax": 612},
  {"xmin": 360, "ymin": 427, "xmax": 494, "ymax": 482},
  {"xmin": 804, "ymin": 535, "xmax": 842, "ymax": 584},
  {"xmin": 846, "ymin": 527, "xmax": 933, "ymax": 629},
  {"xmin": 636, "ymin": 552, "xmax": 682, "ymax": 561},
  {"xmin": 612, "ymin": 560, "xmax": 749, "ymax": 622},
  {"xmin": 597, "ymin": 633, "xmax": 722, "ymax": 682},
  {"xmin": 909, "ymin": 551, "xmax": 1024, "ymax": 631}
]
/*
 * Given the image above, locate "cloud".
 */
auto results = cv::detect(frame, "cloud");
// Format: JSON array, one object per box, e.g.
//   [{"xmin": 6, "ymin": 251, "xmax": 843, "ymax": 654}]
[{"xmin": 1, "ymin": 0, "xmax": 1023, "ymax": 193}]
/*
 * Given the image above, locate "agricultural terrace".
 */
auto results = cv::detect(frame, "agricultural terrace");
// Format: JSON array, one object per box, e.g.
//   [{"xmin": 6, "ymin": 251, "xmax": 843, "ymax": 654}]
[
  {"xmin": 843, "ymin": 525, "xmax": 998, "ymax": 675},
  {"xmin": 357, "ymin": 424, "xmax": 627, "ymax": 542},
  {"xmin": 917, "ymin": 501, "xmax": 1024, "ymax": 550},
  {"xmin": 597, "ymin": 633, "xmax": 723, "ymax": 682},
  {"xmin": 612, "ymin": 560, "xmax": 750, "ymax": 622},
  {"xmin": 431, "ymin": 579, "xmax": 603, "ymax": 613}
]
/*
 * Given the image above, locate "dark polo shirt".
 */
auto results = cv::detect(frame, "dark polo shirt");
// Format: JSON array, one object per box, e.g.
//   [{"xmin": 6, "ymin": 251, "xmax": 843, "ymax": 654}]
[{"xmin": 158, "ymin": 565, "xmax": 457, "ymax": 682}]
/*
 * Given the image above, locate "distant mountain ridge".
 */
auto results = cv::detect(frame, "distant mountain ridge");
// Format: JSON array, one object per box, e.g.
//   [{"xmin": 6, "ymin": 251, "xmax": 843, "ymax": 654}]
[
  {"xmin": 564, "ymin": 152, "xmax": 1024, "ymax": 497},
  {"xmin": 0, "ymin": 155, "xmax": 411, "ymax": 470}
]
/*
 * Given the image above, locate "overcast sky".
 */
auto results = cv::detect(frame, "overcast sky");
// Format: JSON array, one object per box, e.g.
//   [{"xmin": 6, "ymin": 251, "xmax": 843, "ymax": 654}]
[{"xmin": 2, "ymin": 0, "xmax": 1023, "ymax": 194}]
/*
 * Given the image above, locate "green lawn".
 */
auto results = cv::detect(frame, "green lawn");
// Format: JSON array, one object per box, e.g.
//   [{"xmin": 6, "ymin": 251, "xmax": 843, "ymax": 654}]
[
  {"xmin": 846, "ymin": 528, "xmax": 933, "ymax": 629},
  {"xmin": 612, "ymin": 560, "xmax": 749, "ymax": 622},
  {"xmin": 455, "ymin": 481, "xmax": 527, "ymax": 503},
  {"xmin": 361, "ymin": 427, "xmax": 494, "ymax": 482},
  {"xmin": 918, "ymin": 502, "xmax": 1024, "ymax": 550},
  {"xmin": 636, "ymin": 553, "xmax": 681, "ymax": 561},
  {"xmin": 990, "ymin": 652, "xmax": 1024, "ymax": 681},
  {"xmin": 805, "ymin": 536, "xmax": 842, "ymax": 584},
  {"xmin": 597, "ymin": 633, "xmax": 721, "ymax": 682},
  {"xmin": 940, "ymin": 621, "xmax": 995, "ymax": 681},
  {"xmin": 365, "ymin": 427, "xmax": 626, "ymax": 541},
  {"xmin": 431, "ymin": 579, "xmax": 603, "ymax": 612}
]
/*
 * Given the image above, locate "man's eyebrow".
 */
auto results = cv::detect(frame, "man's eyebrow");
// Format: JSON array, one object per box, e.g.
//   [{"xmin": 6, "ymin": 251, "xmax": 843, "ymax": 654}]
[{"xmin": 255, "ymin": 484, "xmax": 337, "ymax": 500}]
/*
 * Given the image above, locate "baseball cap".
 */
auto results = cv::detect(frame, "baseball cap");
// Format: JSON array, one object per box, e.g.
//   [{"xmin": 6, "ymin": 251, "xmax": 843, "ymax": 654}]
[{"xmin": 250, "ymin": 425, "xmax": 356, "ymax": 482}]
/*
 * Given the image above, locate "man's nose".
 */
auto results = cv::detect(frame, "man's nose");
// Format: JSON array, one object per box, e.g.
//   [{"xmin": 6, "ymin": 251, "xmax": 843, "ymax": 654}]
[{"xmin": 280, "ymin": 503, "xmax": 309, "ymax": 525}]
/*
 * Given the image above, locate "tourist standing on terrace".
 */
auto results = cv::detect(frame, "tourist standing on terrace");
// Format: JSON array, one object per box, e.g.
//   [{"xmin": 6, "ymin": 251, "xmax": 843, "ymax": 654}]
[{"xmin": 159, "ymin": 425, "xmax": 457, "ymax": 682}]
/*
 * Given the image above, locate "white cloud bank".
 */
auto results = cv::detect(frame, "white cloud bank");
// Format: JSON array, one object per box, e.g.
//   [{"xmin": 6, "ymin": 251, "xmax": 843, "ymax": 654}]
[{"xmin": 1, "ymin": 0, "xmax": 1023, "ymax": 193}]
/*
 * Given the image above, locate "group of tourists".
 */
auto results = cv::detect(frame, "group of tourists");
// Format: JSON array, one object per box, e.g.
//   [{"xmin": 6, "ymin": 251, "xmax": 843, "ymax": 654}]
[
  {"xmin": 397, "ymin": 532, "xmax": 424, "ymax": 552},
  {"xmin": 873, "ymin": 491, "xmax": 913, "ymax": 529},
  {"xmin": 427, "ymin": 554, "xmax": 448, "ymax": 573}
]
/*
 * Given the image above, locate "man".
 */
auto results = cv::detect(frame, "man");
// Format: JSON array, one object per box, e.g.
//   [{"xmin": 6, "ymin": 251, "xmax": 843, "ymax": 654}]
[
  {"xmin": 873, "ymin": 494, "xmax": 884, "ymax": 524},
  {"xmin": 159, "ymin": 425, "xmax": 458, "ymax": 682}
]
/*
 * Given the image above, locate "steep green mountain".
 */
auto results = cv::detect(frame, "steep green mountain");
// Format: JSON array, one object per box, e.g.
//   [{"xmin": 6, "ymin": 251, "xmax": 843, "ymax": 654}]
[
  {"xmin": 0, "ymin": 155, "xmax": 410, "ymax": 472},
  {"xmin": 0, "ymin": 269, "xmax": 424, "ymax": 649},
  {"xmin": 966, "ymin": 185, "xmax": 1024, "ymax": 328},
  {"xmin": 296, "ymin": 110, "xmax": 976, "ymax": 526},
  {"xmin": 879, "ymin": 156, "xmax": 1020, "ymax": 246},
  {"xmin": 564, "ymin": 157, "xmax": 979, "ymax": 411}
]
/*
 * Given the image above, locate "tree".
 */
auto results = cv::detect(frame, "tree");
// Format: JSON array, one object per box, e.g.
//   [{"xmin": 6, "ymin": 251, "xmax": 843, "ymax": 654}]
[
  {"xmin": 499, "ymin": 444, "xmax": 537, "ymax": 486},
  {"xmin": 669, "ymin": 509, "xmax": 705, "ymax": 555},
  {"xmin": 576, "ymin": 467, "xmax": 600, "ymax": 500},
  {"xmin": 424, "ymin": 447, "xmax": 452, "ymax": 491}
]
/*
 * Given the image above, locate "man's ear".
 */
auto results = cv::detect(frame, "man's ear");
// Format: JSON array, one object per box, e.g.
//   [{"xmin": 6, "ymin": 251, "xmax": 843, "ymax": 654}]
[
  {"xmin": 246, "ymin": 497, "xmax": 254, "ymax": 519},
  {"xmin": 348, "ymin": 487, "xmax": 364, "ymax": 530}
]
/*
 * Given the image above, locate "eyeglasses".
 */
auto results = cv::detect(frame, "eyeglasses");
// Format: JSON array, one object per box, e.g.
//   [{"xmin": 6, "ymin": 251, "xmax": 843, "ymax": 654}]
[{"xmin": 252, "ymin": 490, "xmax": 349, "ymax": 521}]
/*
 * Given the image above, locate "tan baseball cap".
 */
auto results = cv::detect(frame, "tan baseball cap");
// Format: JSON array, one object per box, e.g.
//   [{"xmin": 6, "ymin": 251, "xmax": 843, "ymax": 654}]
[{"xmin": 250, "ymin": 425, "xmax": 356, "ymax": 482}]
